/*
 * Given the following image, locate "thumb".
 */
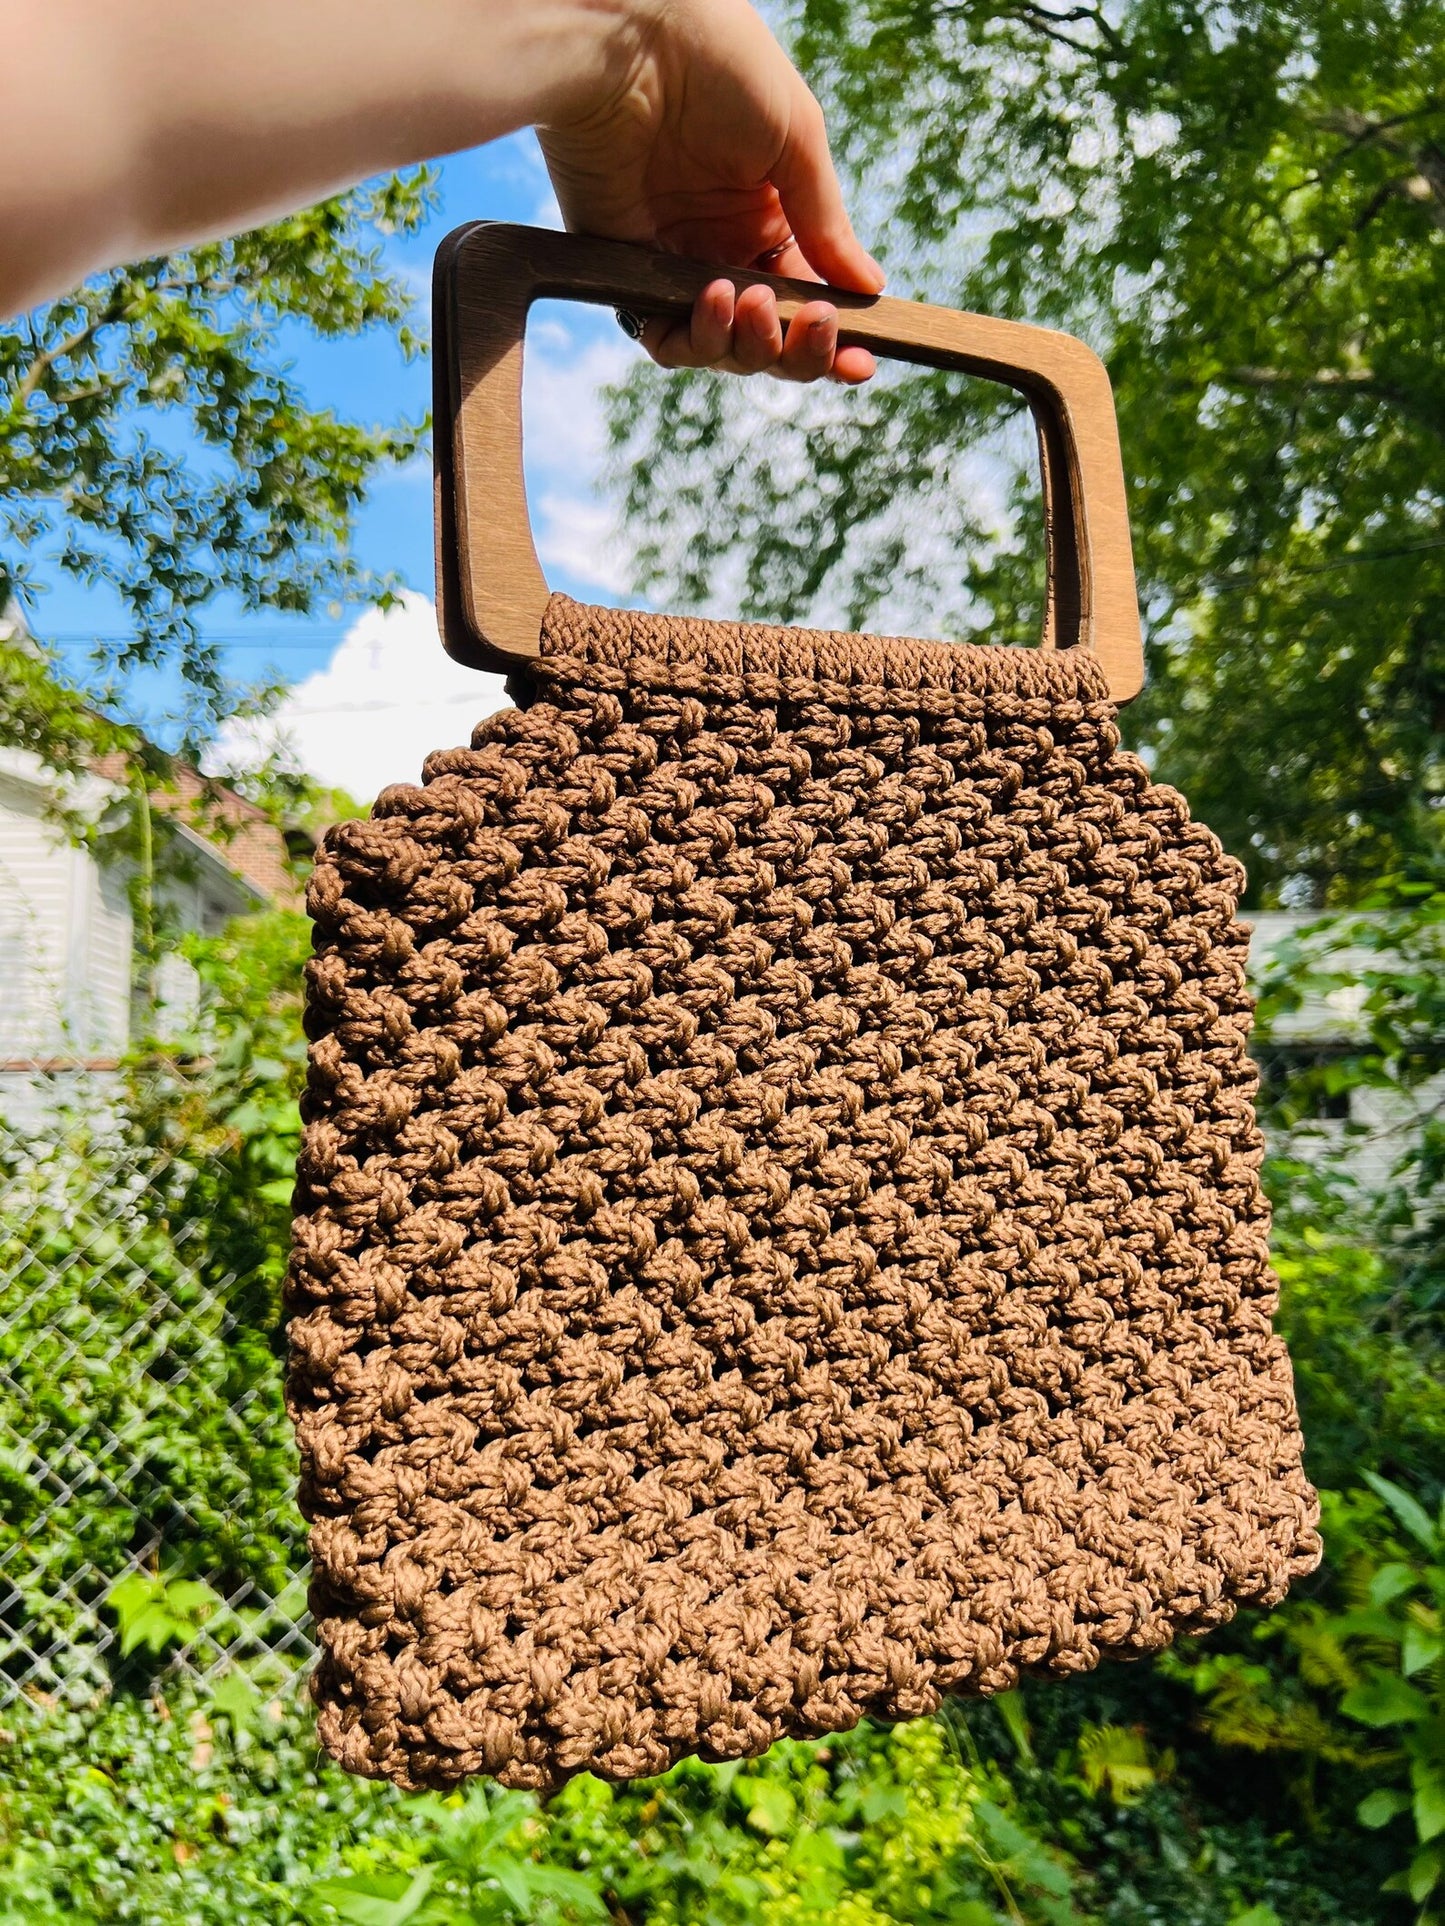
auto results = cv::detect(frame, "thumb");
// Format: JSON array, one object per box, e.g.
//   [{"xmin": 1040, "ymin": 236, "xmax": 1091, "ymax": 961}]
[{"xmin": 771, "ymin": 83, "xmax": 884, "ymax": 295}]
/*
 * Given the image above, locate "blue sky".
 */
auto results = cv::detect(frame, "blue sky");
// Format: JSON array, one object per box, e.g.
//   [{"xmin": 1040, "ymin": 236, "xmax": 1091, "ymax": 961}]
[{"xmin": 34, "ymin": 132, "xmax": 642, "ymax": 775}]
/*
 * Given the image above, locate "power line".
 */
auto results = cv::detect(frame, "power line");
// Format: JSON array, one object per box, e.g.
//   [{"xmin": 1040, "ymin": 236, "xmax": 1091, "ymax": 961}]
[
  {"xmin": 39, "ymin": 643, "xmax": 356, "ymax": 658},
  {"xmin": 240, "ymin": 691, "xmax": 502, "ymax": 719}
]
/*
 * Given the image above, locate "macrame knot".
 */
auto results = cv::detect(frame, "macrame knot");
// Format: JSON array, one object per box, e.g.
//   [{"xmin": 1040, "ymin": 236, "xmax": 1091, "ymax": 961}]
[{"xmin": 289, "ymin": 594, "xmax": 1321, "ymax": 1794}]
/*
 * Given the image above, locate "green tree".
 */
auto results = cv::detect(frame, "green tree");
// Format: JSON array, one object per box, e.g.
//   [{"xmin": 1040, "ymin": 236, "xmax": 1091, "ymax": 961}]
[
  {"xmin": 0, "ymin": 173, "xmax": 431, "ymax": 756},
  {"xmin": 605, "ymin": 5, "xmax": 1445, "ymax": 1911},
  {"xmin": 1258, "ymin": 873, "xmax": 1445, "ymax": 1352},
  {"xmin": 609, "ymin": 0, "xmax": 1445, "ymax": 903}
]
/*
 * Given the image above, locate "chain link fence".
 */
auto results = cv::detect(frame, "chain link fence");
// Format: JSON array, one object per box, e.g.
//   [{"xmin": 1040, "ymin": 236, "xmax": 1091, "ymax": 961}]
[{"xmin": 0, "ymin": 1066, "xmax": 313, "ymax": 1705}]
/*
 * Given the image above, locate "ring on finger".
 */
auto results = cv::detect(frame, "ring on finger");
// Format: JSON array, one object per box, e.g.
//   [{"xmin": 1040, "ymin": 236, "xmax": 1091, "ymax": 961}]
[{"xmin": 750, "ymin": 235, "xmax": 796, "ymax": 274}]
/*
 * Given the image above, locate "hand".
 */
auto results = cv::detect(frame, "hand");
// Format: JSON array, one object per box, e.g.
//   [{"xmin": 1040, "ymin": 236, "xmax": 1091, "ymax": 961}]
[
  {"xmin": 0, "ymin": 0, "xmax": 884, "ymax": 346},
  {"xmin": 537, "ymin": 0, "xmax": 884, "ymax": 384}
]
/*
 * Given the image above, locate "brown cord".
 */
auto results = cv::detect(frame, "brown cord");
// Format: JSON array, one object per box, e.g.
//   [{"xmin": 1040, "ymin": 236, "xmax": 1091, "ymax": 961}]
[{"xmin": 288, "ymin": 594, "xmax": 1321, "ymax": 1793}]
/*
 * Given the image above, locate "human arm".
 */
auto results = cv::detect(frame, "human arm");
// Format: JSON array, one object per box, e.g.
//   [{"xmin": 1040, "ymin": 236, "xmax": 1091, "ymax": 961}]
[{"xmin": 0, "ymin": 0, "xmax": 882, "ymax": 379}]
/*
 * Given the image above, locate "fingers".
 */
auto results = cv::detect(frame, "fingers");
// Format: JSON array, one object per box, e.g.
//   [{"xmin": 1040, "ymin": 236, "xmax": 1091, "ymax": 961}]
[
  {"xmin": 780, "ymin": 301, "xmax": 837, "ymax": 382},
  {"xmin": 831, "ymin": 344, "xmax": 878, "ymax": 386},
  {"xmin": 641, "ymin": 281, "xmax": 778, "ymax": 374},
  {"xmin": 776, "ymin": 301, "xmax": 872, "ymax": 385},
  {"xmin": 689, "ymin": 277, "xmax": 735, "ymax": 364},
  {"xmin": 771, "ymin": 85, "xmax": 885, "ymax": 296},
  {"xmin": 638, "ymin": 279, "xmax": 876, "ymax": 384},
  {"xmin": 731, "ymin": 283, "xmax": 784, "ymax": 372}
]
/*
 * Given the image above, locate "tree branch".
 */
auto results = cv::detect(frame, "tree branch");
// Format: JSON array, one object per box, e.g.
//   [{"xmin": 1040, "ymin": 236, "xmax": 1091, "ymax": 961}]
[
  {"xmin": 1403, "ymin": 142, "xmax": 1445, "ymax": 231},
  {"xmin": 1311, "ymin": 105, "xmax": 1445, "ymax": 231},
  {"xmin": 1229, "ymin": 366, "xmax": 1445, "ymax": 442},
  {"xmin": 6, "ymin": 265, "xmax": 202, "ymax": 414},
  {"xmin": 935, "ymin": 0, "xmax": 1122, "ymax": 58},
  {"xmin": 1266, "ymin": 158, "xmax": 1434, "ymax": 308},
  {"xmin": 11, "ymin": 290, "xmax": 133, "ymax": 406}
]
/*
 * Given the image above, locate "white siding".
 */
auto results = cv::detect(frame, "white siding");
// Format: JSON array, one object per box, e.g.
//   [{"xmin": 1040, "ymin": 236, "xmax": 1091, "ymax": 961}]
[
  {"xmin": 0, "ymin": 771, "xmax": 117, "ymax": 1058},
  {"xmin": 0, "ymin": 753, "xmax": 263, "ymax": 1074}
]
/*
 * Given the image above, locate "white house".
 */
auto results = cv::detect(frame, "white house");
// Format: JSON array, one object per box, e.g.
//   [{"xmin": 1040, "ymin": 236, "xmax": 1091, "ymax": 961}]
[
  {"xmin": 0, "ymin": 742, "xmax": 295, "ymax": 1104},
  {"xmin": 1248, "ymin": 911, "xmax": 1440, "ymax": 1193},
  {"xmin": 0, "ymin": 705, "xmax": 1421, "ymax": 1193}
]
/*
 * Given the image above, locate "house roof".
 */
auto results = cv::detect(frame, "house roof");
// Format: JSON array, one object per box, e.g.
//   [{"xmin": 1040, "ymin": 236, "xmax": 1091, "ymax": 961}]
[
  {"xmin": 91, "ymin": 752, "xmax": 301, "ymax": 907},
  {"xmin": 1, "ymin": 604, "xmax": 301, "ymax": 909}
]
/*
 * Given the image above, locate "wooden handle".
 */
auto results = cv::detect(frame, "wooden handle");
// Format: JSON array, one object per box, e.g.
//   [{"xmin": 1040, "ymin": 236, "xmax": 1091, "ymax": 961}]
[{"xmin": 433, "ymin": 222, "xmax": 1144, "ymax": 704}]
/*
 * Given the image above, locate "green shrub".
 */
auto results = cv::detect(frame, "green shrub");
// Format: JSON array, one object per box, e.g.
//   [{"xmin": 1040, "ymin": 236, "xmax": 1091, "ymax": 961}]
[{"xmin": 2, "ymin": 900, "xmax": 1442, "ymax": 1924}]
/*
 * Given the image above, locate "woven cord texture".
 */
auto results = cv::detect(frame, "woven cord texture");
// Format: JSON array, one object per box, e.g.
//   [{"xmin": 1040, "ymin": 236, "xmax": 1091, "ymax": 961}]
[{"xmin": 289, "ymin": 594, "xmax": 1321, "ymax": 1793}]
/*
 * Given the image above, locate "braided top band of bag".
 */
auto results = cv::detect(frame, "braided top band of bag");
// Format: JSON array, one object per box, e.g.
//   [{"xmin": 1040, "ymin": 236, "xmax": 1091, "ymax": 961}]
[{"xmin": 288, "ymin": 593, "xmax": 1322, "ymax": 1794}]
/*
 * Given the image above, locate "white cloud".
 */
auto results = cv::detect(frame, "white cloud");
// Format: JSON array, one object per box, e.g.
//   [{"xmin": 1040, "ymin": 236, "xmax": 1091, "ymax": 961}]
[
  {"xmin": 210, "ymin": 286, "xmax": 648, "ymax": 804},
  {"xmin": 533, "ymin": 492, "xmax": 635, "ymax": 597},
  {"xmin": 522, "ymin": 312, "xmax": 640, "ymax": 600},
  {"xmin": 210, "ymin": 592, "xmax": 511, "ymax": 803}
]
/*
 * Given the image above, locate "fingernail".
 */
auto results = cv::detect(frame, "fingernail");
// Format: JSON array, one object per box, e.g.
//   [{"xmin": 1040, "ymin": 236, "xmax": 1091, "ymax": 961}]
[{"xmin": 809, "ymin": 318, "xmax": 833, "ymax": 347}]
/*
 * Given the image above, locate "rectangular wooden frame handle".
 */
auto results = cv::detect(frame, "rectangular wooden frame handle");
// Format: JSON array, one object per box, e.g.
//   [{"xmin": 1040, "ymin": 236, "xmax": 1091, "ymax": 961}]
[{"xmin": 434, "ymin": 222, "xmax": 1144, "ymax": 704}]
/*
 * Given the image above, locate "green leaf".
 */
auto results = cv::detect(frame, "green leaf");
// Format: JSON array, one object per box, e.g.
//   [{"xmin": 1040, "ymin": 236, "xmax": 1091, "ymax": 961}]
[
  {"xmin": 740, "ymin": 1780, "xmax": 797, "ymax": 1837},
  {"xmin": 483, "ymin": 1855, "xmax": 532, "ymax": 1908},
  {"xmin": 208, "ymin": 1671, "xmax": 262, "ymax": 1737},
  {"xmin": 1408, "ymin": 1842, "xmax": 1444, "ymax": 1904},
  {"xmin": 119, "ymin": 1603, "xmax": 176, "ymax": 1659},
  {"xmin": 306, "ymin": 1868, "xmax": 435, "ymax": 1926},
  {"xmin": 1404, "ymin": 1623, "xmax": 1445, "ymax": 1677},
  {"xmin": 1328, "ymin": 1607, "xmax": 1403, "ymax": 1644},
  {"xmin": 974, "ymin": 1799, "xmax": 1034, "ymax": 1858},
  {"xmin": 164, "ymin": 1580, "xmax": 216, "ymax": 1620},
  {"xmin": 105, "ymin": 1573, "xmax": 217, "ymax": 1657},
  {"xmin": 1357, "ymin": 1787, "xmax": 1412, "ymax": 1829},
  {"xmin": 1077, "ymin": 1724, "xmax": 1155, "ymax": 1805},
  {"xmin": 1341, "ymin": 1672, "xmax": 1432, "ymax": 1728},
  {"xmin": 975, "ymin": 1800, "xmax": 1073, "ymax": 1900},
  {"xmin": 1230, "ymin": 1908, "xmax": 1282, "ymax": 1926},
  {"xmin": 1364, "ymin": 1473, "xmax": 1439, "ymax": 1553},
  {"xmin": 105, "ymin": 1574, "xmax": 159, "ymax": 1652},
  {"xmin": 523, "ymin": 1866, "xmax": 611, "ymax": 1917},
  {"xmin": 1417, "ymin": 1773, "xmax": 1445, "ymax": 1845},
  {"xmin": 993, "ymin": 1690, "xmax": 1035, "ymax": 1764},
  {"xmin": 859, "ymin": 1782, "xmax": 908, "ymax": 1824},
  {"xmin": 1369, "ymin": 1563, "xmax": 1418, "ymax": 1608}
]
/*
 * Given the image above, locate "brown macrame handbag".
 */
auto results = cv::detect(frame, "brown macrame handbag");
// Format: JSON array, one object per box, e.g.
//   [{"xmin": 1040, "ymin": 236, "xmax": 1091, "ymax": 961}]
[{"xmin": 287, "ymin": 224, "xmax": 1321, "ymax": 1793}]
